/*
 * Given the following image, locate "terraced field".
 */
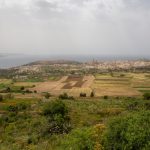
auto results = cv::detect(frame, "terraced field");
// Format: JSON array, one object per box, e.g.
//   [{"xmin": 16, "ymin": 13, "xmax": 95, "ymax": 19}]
[
  {"xmin": 0, "ymin": 73, "xmax": 149, "ymax": 97},
  {"xmin": 30, "ymin": 75, "xmax": 94, "ymax": 97},
  {"xmin": 92, "ymin": 73, "xmax": 150, "ymax": 97}
]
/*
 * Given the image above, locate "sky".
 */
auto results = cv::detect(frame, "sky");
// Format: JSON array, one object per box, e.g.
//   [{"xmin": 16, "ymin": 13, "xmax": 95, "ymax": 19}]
[{"xmin": 0, "ymin": 0, "xmax": 150, "ymax": 57}]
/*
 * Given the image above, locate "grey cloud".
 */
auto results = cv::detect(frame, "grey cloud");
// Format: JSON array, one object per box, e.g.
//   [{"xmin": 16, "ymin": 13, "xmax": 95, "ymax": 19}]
[
  {"xmin": 35, "ymin": 0, "xmax": 58, "ymax": 9},
  {"xmin": 0, "ymin": 0, "xmax": 150, "ymax": 56}
]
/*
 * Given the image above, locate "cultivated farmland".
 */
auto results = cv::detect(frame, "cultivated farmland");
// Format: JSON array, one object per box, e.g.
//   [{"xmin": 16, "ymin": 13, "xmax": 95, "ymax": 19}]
[{"xmin": 6, "ymin": 72, "xmax": 149, "ymax": 98}]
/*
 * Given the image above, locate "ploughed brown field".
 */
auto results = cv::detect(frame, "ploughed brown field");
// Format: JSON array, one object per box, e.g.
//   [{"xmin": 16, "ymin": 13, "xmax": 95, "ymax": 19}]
[{"xmin": 62, "ymin": 76, "xmax": 85, "ymax": 89}]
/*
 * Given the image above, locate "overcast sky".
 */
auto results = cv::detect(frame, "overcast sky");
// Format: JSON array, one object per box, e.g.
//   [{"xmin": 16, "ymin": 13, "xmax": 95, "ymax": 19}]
[{"xmin": 0, "ymin": 0, "xmax": 150, "ymax": 56}]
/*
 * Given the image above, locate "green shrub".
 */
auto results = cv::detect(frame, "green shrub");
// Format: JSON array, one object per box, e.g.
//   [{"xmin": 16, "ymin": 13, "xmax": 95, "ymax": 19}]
[
  {"xmin": 60, "ymin": 127, "xmax": 94, "ymax": 150},
  {"xmin": 25, "ymin": 89, "xmax": 33, "ymax": 93},
  {"xmin": 59, "ymin": 93, "xmax": 68, "ymax": 99},
  {"xmin": 144, "ymin": 102, "xmax": 150, "ymax": 110},
  {"xmin": 143, "ymin": 93, "xmax": 150, "ymax": 100},
  {"xmin": 59, "ymin": 93, "xmax": 74, "ymax": 100},
  {"xmin": 6, "ymin": 105, "xmax": 18, "ymax": 112},
  {"xmin": 126, "ymin": 101, "xmax": 140, "ymax": 111},
  {"xmin": 104, "ymin": 95, "xmax": 108, "ymax": 99},
  {"xmin": 43, "ymin": 92, "xmax": 51, "ymax": 99},
  {"xmin": 6, "ymin": 103, "xmax": 29, "ymax": 112},
  {"xmin": 103, "ymin": 110, "xmax": 150, "ymax": 150},
  {"xmin": 68, "ymin": 96, "xmax": 75, "ymax": 100},
  {"xmin": 27, "ymin": 134, "xmax": 39, "ymax": 144},
  {"xmin": 17, "ymin": 102, "xmax": 29, "ymax": 111},
  {"xmin": 43, "ymin": 100, "xmax": 68, "ymax": 117},
  {"xmin": 0, "ymin": 94, "xmax": 3, "ymax": 102},
  {"xmin": 43, "ymin": 100, "xmax": 71, "ymax": 134},
  {"xmin": 20, "ymin": 86, "xmax": 25, "ymax": 91},
  {"xmin": 6, "ymin": 87, "xmax": 11, "ymax": 92}
]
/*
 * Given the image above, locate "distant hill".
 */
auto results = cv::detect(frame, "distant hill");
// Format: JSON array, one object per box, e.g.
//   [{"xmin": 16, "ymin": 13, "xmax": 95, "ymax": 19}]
[{"xmin": 26, "ymin": 60, "xmax": 81, "ymax": 66}]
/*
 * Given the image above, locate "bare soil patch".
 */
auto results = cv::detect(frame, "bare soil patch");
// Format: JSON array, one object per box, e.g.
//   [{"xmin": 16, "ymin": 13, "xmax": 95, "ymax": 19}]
[{"xmin": 62, "ymin": 75, "xmax": 94, "ymax": 89}]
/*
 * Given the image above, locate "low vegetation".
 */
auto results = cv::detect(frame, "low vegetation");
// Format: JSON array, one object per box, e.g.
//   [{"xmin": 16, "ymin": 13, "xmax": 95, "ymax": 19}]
[
  {"xmin": 104, "ymin": 111, "xmax": 150, "ymax": 150},
  {"xmin": 59, "ymin": 93, "xmax": 75, "ymax": 100},
  {"xmin": 143, "ymin": 92, "xmax": 150, "ymax": 100},
  {"xmin": 0, "ymin": 95, "xmax": 150, "ymax": 149},
  {"xmin": 43, "ymin": 100, "xmax": 71, "ymax": 134},
  {"xmin": 0, "ymin": 71, "xmax": 150, "ymax": 149}
]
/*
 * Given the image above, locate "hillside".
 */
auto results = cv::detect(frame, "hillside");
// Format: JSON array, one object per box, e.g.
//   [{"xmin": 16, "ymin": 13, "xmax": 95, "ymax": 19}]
[{"xmin": 26, "ymin": 60, "xmax": 81, "ymax": 66}]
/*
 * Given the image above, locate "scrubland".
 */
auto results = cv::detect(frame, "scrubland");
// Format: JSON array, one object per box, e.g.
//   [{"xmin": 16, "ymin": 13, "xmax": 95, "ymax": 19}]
[{"xmin": 0, "ymin": 72, "xmax": 150, "ymax": 150}]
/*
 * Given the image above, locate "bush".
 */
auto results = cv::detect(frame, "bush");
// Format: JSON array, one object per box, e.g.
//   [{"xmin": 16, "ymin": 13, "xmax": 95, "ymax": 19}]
[
  {"xmin": 43, "ymin": 100, "xmax": 68, "ymax": 117},
  {"xmin": 34, "ymin": 90, "xmax": 37, "ymax": 93},
  {"xmin": 103, "ymin": 111, "xmax": 150, "ymax": 150},
  {"xmin": 80, "ymin": 93, "xmax": 86, "ymax": 97},
  {"xmin": 6, "ymin": 103, "xmax": 29, "ymax": 112},
  {"xmin": 6, "ymin": 87, "xmax": 11, "ymax": 92},
  {"xmin": 90, "ymin": 91, "xmax": 95, "ymax": 97},
  {"xmin": 68, "ymin": 96, "xmax": 75, "ymax": 100},
  {"xmin": 59, "ymin": 93, "xmax": 74, "ymax": 100},
  {"xmin": 44, "ymin": 92, "xmax": 51, "ymax": 99},
  {"xmin": 43, "ymin": 100, "xmax": 71, "ymax": 134},
  {"xmin": 0, "ymin": 94, "xmax": 3, "ymax": 102},
  {"xmin": 4, "ymin": 93, "xmax": 14, "ymax": 99},
  {"xmin": 6, "ymin": 105, "xmax": 18, "ymax": 112},
  {"xmin": 60, "ymin": 127, "xmax": 94, "ymax": 150},
  {"xmin": 143, "ymin": 93, "xmax": 150, "ymax": 100},
  {"xmin": 104, "ymin": 95, "xmax": 108, "ymax": 99},
  {"xmin": 20, "ymin": 86, "xmax": 25, "ymax": 91},
  {"xmin": 145, "ymin": 102, "xmax": 150, "ymax": 110},
  {"xmin": 25, "ymin": 89, "xmax": 33, "ymax": 93},
  {"xmin": 126, "ymin": 101, "xmax": 140, "ymax": 111},
  {"xmin": 17, "ymin": 102, "xmax": 29, "ymax": 111},
  {"xmin": 59, "ymin": 93, "xmax": 68, "ymax": 99}
]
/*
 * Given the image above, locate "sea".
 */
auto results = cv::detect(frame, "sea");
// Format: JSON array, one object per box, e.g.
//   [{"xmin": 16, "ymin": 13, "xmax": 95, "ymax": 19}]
[{"xmin": 0, "ymin": 54, "xmax": 149, "ymax": 69}]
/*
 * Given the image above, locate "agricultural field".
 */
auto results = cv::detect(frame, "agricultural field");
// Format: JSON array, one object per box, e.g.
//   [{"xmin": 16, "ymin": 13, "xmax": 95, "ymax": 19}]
[
  {"xmin": 25, "ymin": 75, "xmax": 94, "ymax": 97},
  {"xmin": 92, "ymin": 72, "xmax": 150, "ymax": 97},
  {"xmin": 0, "ymin": 72, "xmax": 150, "ymax": 98}
]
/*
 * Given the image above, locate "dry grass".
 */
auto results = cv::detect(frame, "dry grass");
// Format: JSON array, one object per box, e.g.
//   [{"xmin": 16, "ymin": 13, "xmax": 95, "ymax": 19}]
[
  {"xmin": 0, "ymin": 79, "xmax": 12, "ymax": 84},
  {"xmin": 14, "ymin": 82, "xmax": 40, "ymax": 87}
]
